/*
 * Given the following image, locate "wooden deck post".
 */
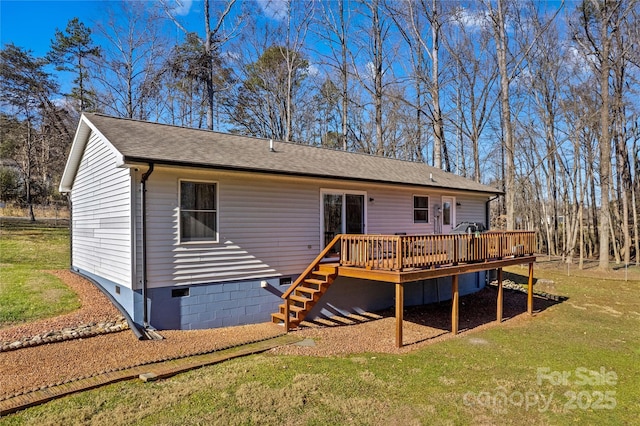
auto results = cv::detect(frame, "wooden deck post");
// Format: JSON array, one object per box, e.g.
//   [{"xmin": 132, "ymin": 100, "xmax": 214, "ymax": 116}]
[
  {"xmin": 497, "ymin": 268, "xmax": 503, "ymax": 323},
  {"xmin": 284, "ymin": 298, "xmax": 290, "ymax": 331},
  {"xmin": 451, "ymin": 275, "xmax": 459, "ymax": 335},
  {"xmin": 395, "ymin": 282, "xmax": 404, "ymax": 348},
  {"xmin": 527, "ymin": 262, "xmax": 534, "ymax": 315}
]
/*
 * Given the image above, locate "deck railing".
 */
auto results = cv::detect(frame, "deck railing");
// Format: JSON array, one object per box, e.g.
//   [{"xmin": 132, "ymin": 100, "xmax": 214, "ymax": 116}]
[{"xmin": 340, "ymin": 231, "xmax": 536, "ymax": 271}]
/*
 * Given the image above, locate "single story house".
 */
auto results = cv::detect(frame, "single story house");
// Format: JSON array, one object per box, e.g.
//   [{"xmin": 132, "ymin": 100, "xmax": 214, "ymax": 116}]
[{"xmin": 59, "ymin": 113, "xmax": 503, "ymax": 332}]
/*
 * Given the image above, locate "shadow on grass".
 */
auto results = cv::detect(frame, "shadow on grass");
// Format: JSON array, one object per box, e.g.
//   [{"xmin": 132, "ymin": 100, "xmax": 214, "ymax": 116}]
[{"xmin": 303, "ymin": 275, "xmax": 567, "ymax": 344}]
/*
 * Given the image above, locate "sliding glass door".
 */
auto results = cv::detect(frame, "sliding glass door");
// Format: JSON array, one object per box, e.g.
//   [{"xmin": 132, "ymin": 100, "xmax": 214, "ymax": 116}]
[{"xmin": 322, "ymin": 191, "xmax": 366, "ymax": 252}]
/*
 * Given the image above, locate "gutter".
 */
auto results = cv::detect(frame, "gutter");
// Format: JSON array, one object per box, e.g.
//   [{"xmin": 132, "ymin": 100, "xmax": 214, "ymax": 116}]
[
  {"xmin": 122, "ymin": 156, "xmax": 504, "ymax": 197},
  {"xmin": 67, "ymin": 194, "xmax": 72, "ymax": 270},
  {"xmin": 140, "ymin": 163, "xmax": 154, "ymax": 328}
]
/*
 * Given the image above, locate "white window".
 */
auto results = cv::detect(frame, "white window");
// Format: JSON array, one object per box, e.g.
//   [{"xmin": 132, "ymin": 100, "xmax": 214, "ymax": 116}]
[
  {"xmin": 179, "ymin": 181, "xmax": 217, "ymax": 243},
  {"xmin": 413, "ymin": 195, "xmax": 429, "ymax": 223}
]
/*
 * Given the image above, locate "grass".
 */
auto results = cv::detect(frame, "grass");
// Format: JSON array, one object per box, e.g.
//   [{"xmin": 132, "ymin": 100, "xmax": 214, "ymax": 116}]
[
  {"xmin": 0, "ymin": 218, "xmax": 79, "ymax": 327},
  {"xmin": 0, "ymin": 226, "xmax": 638, "ymax": 424}
]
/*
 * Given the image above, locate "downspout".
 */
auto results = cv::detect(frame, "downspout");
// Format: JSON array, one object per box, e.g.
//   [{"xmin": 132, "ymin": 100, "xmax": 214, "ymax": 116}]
[
  {"xmin": 66, "ymin": 194, "xmax": 73, "ymax": 270},
  {"xmin": 140, "ymin": 163, "xmax": 154, "ymax": 328},
  {"xmin": 486, "ymin": 195, "xmax": 500, "ymax": 230}
]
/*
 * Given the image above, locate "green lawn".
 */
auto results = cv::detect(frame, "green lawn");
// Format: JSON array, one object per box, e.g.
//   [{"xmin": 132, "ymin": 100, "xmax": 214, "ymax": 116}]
[
  {"xmin": 0, "ymin": 221, "xmax": 638, "ymax": 423},
  {"xmin": 0, "ymin": 218, "xmax": 79, "ymax": 327},
  {"xmin": 2, "ymin": 259, "xmax": 639, "ymax": 424}
]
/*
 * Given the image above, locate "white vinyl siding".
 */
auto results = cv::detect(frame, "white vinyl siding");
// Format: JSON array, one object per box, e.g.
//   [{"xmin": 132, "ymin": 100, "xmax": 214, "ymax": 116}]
[
  {"xmin": 365, "ymin": 187, "xmax": 435, "ymax": 235},
  {"xmin": 454, "ymin": 194, "xmax": 487, "ymax": 227},
  {"xmin": 71, "ymin": 132, "xmax": 132, "ymax": 287},
  {"xmin": 145, "ymin": 169, "xmax": 320, "ymax": 287},
  {"xmin": 142, "ymin": 167, "xmax": 490, "ymax": 289}
]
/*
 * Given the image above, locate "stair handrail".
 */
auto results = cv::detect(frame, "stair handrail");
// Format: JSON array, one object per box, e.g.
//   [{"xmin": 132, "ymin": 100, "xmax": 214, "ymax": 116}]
[{"xmin": 281, "ymin": 234, "xmax": 342, "ymax": 300}]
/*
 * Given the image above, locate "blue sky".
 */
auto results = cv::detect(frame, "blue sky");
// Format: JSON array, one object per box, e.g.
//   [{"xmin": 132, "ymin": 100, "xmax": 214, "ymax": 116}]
[
  {"xmin": 0, "ymin": 1, "xmax": 104, "ymax": 56},
  {"xmin": 0, "ymin": 0, "xmax": 285, "ymax": 56},
  {"xmin": 0, "ymin": 0, "xmax": 284, "ymax": 92}
]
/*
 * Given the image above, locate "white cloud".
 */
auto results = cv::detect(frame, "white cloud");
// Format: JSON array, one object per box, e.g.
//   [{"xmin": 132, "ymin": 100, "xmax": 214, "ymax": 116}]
[
  {"xmin": 307, "ymin": 63, "xmax": 319, "ymax": 77},
  {"xmin": 222, "ymin": 50, "xmax": 241, "ymax": 61},
  {"xmin": 453, "ymin": 6, "xmax": 489, "ymax": 31},
  {"xmin": 257, "ymin": 0, "xmax": 289, "ymax": 21},
  {"xmin": 168, "ymin": 0, "xmax": 193, "ymax": 17},
  {"xmin": 566, "ymin": 44, "xmax": 595, "ymax": 75}
]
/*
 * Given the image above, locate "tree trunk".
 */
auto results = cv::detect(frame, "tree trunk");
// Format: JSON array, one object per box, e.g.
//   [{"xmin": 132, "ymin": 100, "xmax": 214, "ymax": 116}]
[
  {"xmin": 430, "ymin": 0, "xmax": 446, "ymax": 170},
  {"xmin": 579, "ymin": 202, "xmax": 584, "ymax": 269},
  {"xmin": 492, "ymin": 0, "xmax": 515, "ymax": 230},
  {"xmin": 634, "ymin": 131, "xmax": 640, "ymax": 264},
  {"xmin": 26, "ymin": 122, "xmax": 35, "ymax": 222},
  {"xmin": 204, "ymin": 0, "xmax": 214, "ymax": 130},
  {"xmin": 596, "ymin": 2, "xmax": 613, "ymax": 270},
  {"xmin": 613, "ymin": 55, "xmax": 632, "ymax": 265},
  {"xmin": 372, "ymin": 0, "xmax": 384, "ymax": 155},
  {"xmin": 340, "ymin": 0, "xmax": 348, "ymax": 151},
  {"xmin": 609, "ymin": 206, "xmax": 621, "ymax": 263},
  {"xmin": 633, "ymin": 189, "xmax": 640, "ymax": 265}
]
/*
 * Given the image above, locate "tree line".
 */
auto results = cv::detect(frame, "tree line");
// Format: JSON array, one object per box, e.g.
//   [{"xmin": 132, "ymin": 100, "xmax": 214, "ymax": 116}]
[{"xmin": 1, "ymin": 0, "xmax": 639, "ymax": 270}]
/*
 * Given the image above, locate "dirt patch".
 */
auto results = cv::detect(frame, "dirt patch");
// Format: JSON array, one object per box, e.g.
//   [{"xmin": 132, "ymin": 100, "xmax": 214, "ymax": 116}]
[
  {"xmin": 40, "ymin": 287, "xmax": 67, "ymax": 303},
  {"xmin": 0, "ymin": 323, "xmax": 285, "ymax": 398},
  {"xmin": 271, "ymin": 286, "xmax": 560, "ymax": 356},
  {"xmin": 0, "ymin": 270, "xmax": 563, "ymax": 400}
]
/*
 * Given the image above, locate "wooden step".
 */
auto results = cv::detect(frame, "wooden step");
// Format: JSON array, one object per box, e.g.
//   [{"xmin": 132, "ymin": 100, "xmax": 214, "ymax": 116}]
[
  {"xmin": 271, "ymin": 312, "xmax": 300, "ymax": 326},
  {"xmin": 310, "ymin": 270, "xmax": 333, "ymax": 278},
  {"xmin": 272, "ymin": 259, "xmax": 338, "ymax": 327},
  {"xmin": 295, "ymin": 286, "xmax": 321, "ymax": 297},
  {"xmin": 290, "ymin": 294, "xmax": 312, "ymax": 304},
  {"xmin": 279, "ymin": 304, "xmax": 304, "ymax": 314},
  {"xmin": 317, "ymin": 264, "xmax": 338, "ymax": 274},
  {"xmin": 304, "ymin": 278, "xmax": 328, "ymax": 287}
]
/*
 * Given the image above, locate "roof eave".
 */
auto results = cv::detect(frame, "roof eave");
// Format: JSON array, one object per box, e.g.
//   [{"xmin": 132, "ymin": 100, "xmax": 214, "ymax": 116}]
[
  {"xmin": 59, "ymin": 114, "xmax": 125, "ymax": 193},
  {"xmin": 122, "ymin": 156, "xmax": 502, "ymax": 196}
]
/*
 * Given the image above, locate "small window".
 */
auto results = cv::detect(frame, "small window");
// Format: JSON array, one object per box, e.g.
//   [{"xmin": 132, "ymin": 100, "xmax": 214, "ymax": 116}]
[
  {"xmin": 180, "ymin": 181, "xmax": 217, "ymax": 242},
  {"xmin": 172, "ymin": 288, "xmax": 190, "ymax": 298},
  {"xmin": 414, "ymin": 196, "xmax": 429, "ymax": 223},
  {"xmin": 443, "ymin": 201, "xmax": 451, "ymax": 225},
  {"xmin": 279, "ymin": 277, "xmax": 292, "ymax": 286}
]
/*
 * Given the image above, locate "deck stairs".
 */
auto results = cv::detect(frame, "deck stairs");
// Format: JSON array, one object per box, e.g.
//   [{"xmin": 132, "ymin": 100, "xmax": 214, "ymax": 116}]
[{"xmin": 271, "ymin": 263, "xmax": 338, "ymax": 328}]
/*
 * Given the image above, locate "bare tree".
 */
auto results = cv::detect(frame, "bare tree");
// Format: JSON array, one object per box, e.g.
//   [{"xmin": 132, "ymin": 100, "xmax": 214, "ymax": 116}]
[
  {"xmin": 91, "ymin": 1, "xmax": 168, "ymax": 120},
  {"xmin": 522, "ymin": 4, "xmax": 569, "ymax": 256},
  {"xmin": 0, "ymin": 44, "xmax": 63, "ymax": 220},
  {"xmin": 483, "ymin": 0, "xmax": 517, "ymax": 230},
  {"xmin": 203, "ymin": 0, "xmax": 238, "ymax": 130},
  {"xmin": 571, "ymin": 0, "xmax": 637, "ymax": 269},
  {"xmin": 345, "ymin": 0, "xmax": 393, "ymax": 155},
  {"xmin": 314, "ymin": 0, "xmax": 353, "ymax": 150},
  {"xmin": 229, "ymin": 44, "xmax": 309, "ymax": 140},
  {"xmin": 445, "ymin": 4, "xmax": 500, "ymax": 181},
  {"xmin": 159, "ymin": 0, "xmax": 239, "ymax": 130},
  {"xmin": 388, "ymin": 0, "xmax": 452, "ymax": 170}
]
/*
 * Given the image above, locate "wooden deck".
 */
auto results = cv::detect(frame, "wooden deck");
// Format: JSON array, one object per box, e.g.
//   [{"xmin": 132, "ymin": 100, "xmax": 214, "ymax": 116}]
[{"xmin": 274, "ymin": 231, "xmax": 537, "ymax": 347}]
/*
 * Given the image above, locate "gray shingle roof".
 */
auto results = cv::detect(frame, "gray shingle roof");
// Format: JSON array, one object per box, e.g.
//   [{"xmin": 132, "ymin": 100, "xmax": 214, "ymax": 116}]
[{"xmin": 84, "ymin": 113, "xmax": 500, "ymax": 195}]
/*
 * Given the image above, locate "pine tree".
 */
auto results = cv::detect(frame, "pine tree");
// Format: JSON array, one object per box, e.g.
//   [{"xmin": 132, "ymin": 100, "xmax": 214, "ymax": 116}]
[{"xmin": 48, "ymin": 17, "xmax": 100, "ymax": 112}]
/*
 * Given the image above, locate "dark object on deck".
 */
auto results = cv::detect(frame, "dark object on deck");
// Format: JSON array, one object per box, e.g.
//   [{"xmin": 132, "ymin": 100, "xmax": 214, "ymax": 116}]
[{"xmin": 450, "ymin": 222, "xmax": 486, "ymax": 235}]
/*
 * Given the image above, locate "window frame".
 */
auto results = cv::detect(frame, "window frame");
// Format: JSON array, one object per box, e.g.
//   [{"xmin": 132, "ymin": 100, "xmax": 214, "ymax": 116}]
[
  {"xmin": 178, "ymin": 179, "xmax": 219, "ymax": 244},
  {"xmin": 413, "ymin": 195, "xmax": 430, "ymax": 224}
]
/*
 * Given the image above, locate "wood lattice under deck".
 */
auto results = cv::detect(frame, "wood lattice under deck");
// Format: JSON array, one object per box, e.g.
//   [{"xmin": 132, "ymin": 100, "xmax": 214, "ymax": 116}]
[{"xmin": 272, "ymin": 232, "xmax": 537, "ymax": 347}]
